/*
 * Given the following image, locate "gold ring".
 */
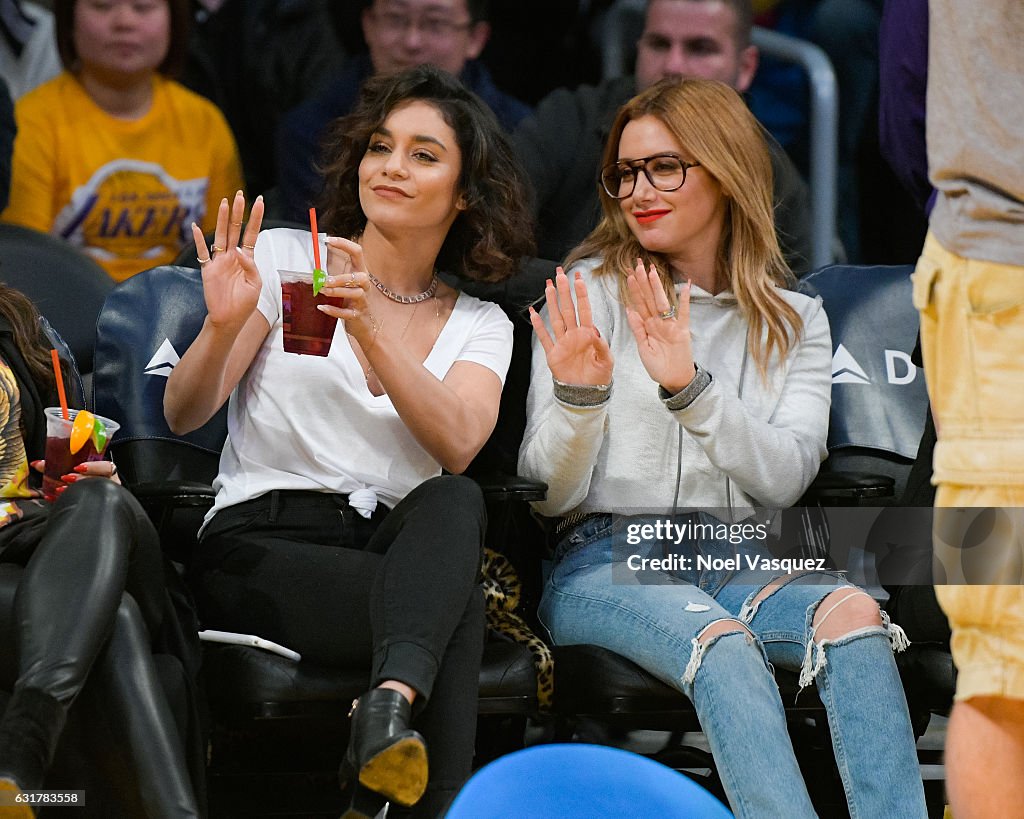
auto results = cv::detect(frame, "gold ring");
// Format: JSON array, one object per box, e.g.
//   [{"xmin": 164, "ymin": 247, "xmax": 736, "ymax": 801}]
[
  {"xmin": 198, "ymin": 256, "xmax": 212, "ymax": 266},
  {"xmin": 343, "ymin": 272, "xmax": 359, "ymax": 288},
  {"xmin": 211, "ymin": 244, "xmax": 225, "ymax": 254},
  {"xmin": 658, "ymin": 307, "xmax": 677, "ymax": 320},
  {"xmin": 242, "ymin": 243, "xmax": 256, "ymax": 250},
  {"xmin": 231, "ymin": 221, "xmax": 243, "ymax": 227}
]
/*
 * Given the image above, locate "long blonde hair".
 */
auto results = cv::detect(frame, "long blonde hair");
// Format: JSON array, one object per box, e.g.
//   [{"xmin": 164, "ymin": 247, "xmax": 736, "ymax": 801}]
[{"xmin": 566, "ymin": 78, "xmax": 802, "ymax": 378}]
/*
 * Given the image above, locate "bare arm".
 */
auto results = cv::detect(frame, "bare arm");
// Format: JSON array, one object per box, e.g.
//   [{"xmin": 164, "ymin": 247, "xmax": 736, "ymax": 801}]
[
  {"xmin": 318, "ymin": 237, "xmax": 506, "ymax": 474},
  {"xmin": 164, "ymin": 193, "xmax": 271, "ymax": 434},
  {"xmin": 517, "ymin": 267, "xmax": 616, "ymax": 515},
  {"xmin": 371, "ymin": 352, "xmax": 503, "ymax": 475}
]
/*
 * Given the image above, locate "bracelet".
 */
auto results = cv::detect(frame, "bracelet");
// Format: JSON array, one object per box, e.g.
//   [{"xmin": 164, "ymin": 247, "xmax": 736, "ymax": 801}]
[
  {"xmin": 552, "ymin": 376, "xmax": 612, "ymax": 407},
  {"xmin": 363, "ymin": 314, "xmax": 382, "ymax": 355}
]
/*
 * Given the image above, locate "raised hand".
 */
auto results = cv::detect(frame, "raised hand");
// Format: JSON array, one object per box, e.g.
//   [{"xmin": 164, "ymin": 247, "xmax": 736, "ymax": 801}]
[
  {"xmin": 529, "ymin": 267, "xmax": 613, "ymax": 386},
  {"xmin": 625, "ymin": 259, "xmax": 695, "ymax": 393},
  {"xmin": 192, "ymin": 191, "xmax": 264, "ymax": 333},
  {"xmin": 320, "ymin": 236, "xmax": 375, "ymax": 348}
]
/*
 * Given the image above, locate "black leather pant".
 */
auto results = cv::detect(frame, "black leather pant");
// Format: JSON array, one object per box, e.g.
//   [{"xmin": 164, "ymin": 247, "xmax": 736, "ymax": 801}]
[{"xmin": 0, "ymin": 480, "xmax": 200, "ymax": 818}]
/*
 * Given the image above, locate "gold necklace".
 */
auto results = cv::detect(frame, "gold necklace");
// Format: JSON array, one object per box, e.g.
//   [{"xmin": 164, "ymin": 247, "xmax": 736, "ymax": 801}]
[{"xmin": 352, "ymin": 295, "xmax": 441, "ymax": 393}]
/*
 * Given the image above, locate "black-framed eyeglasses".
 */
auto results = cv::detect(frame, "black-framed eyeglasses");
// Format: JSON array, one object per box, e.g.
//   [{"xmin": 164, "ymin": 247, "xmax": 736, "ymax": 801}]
[{"xmin": 600, "ymin": 153, "xmax": 701, "ymax": 199}]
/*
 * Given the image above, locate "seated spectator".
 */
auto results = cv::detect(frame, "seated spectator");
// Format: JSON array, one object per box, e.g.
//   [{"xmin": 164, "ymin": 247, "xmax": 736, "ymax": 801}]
[
  {"xmin": 1, "ymin": 0, "xmax": 243, "ymax": 282},
  {"xmin": 0, "ymin": 0, "xmax": 61, "ymax": 99},
  {"xmin": 182, "ymin": 0, "xmax": 347, "ymax": 197},
  {"xmin": 276, "ymin": 0, "xmax": 530, "ymax": 222},
  {"xmin": 0, "ymin": 284, "xmax": 203, "ymax": 816},
  {"xmin": 514, "ymin": 0, "xmax": 811, "ymax": 273},
  {"xmin": 518, "ymin": 78, "xmax": 926, "ymax": 817},
  {"xmin": 166, "ymin": 67, "xmax": 533, "ymax": 818}
]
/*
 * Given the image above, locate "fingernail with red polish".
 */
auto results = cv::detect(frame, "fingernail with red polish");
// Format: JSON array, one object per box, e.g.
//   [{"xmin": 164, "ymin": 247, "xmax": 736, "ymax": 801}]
[
  {"xmin": 30, "ymin": 460, "xmax": 43, "ymax": 469},
  {"xmin": 74, "ymin": 464, "xmax": 89, "ymax": 473},
  {"xmin": 55, "ymin": 485, "xmax": 67, "ymax": 495},
  {"xmin": 61, "ymin": 474, "xmax": 78, "ymax": 483}
]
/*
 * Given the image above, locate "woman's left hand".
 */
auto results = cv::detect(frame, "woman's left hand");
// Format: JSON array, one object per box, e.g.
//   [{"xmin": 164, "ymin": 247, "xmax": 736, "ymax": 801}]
[
  {"xmin": 625, "ymin": 259, "xmax": 696, "ymax": 394},
  {"xmin": 319, "ymin": 237, "xmax": 376, "ymax": 347},
  {"xmin": 31, "ymin": 459, "xmax": 122, "ymax": 496}
]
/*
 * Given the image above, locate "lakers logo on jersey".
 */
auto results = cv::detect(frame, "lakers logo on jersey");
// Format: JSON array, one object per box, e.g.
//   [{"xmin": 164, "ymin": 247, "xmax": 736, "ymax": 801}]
[{"xmin": 54, "ymin": 159, "xmax": 208, "ymax": 265}]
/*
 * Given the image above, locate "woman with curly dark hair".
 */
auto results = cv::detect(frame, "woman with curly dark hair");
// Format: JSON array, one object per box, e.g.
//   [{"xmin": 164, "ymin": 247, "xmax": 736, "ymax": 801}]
[{"xmin": 164, "ymin": 66, "xmax": 533, "ymax": 818}]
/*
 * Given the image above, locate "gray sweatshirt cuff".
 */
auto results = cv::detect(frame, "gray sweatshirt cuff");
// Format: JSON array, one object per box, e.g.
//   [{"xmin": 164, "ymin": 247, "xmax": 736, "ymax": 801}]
[
  {"xmin": 659, "ymin": 364, "xmax": 712, "ymax": 411},
  {"xmin": 553, "ymin": 377, "xmax": 612, "ymax": 407}
]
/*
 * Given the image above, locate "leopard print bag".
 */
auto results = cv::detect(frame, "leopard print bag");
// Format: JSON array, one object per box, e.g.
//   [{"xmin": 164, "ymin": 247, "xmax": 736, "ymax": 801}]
[{"xmin": 481, "ymin": 547, "xmax": 554, "ymax": 710}]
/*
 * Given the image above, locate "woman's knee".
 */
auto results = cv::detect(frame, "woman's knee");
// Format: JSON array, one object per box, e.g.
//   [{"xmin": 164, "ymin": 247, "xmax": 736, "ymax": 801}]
[
  {"xmin": 411, "ymin": 475, "xmax": 486, "ymax": 558},
  {"xmin": 421, "ymin": 474, "xmax": 485, "ymax": 518},
  {"xmin": 813, "ymin": 588, "xmax": 882, "ymax": 643},
  {"xmin": 108, "ymin": 593, "xmax": 150, "ymax": 653},
  {"xmin": 684, "ymin": 618, "xmax": 764, "ymax": 686},
  {"xmin": 696, "ymin": 618, "xmax": 753, "ymax": 646},
  {"xmin": 60, "ymin": 476, "xmax": 127, "ymax": 509}
]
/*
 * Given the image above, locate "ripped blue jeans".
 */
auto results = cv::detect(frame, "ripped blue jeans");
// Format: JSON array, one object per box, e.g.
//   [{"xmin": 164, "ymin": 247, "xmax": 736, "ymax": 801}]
[{"xmin": 539, "ymin": 514, "xmax": 926, "ymax": 819}]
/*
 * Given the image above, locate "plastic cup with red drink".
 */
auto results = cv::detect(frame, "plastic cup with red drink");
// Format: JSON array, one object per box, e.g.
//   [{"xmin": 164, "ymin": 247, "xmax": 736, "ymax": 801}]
[
  {"xmin": 279, "ymin": 269, "xmax": 348, "ymax": 356},
  {"xmin": 43, "ymin": 408, "xmax": 120, "ymax": 500}
]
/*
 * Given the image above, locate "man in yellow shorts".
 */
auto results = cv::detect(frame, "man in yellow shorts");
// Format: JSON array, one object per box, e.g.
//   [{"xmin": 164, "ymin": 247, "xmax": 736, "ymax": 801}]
[{"xmin": 913, "ymin": 2, "xmax": 1024, "ymax": 816}]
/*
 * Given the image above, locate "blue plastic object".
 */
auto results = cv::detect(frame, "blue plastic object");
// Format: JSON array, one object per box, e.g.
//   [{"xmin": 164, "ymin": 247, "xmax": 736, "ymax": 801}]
[{"xmin": 445, "ymin": 744, "xmax": 733, "ymax": 818}]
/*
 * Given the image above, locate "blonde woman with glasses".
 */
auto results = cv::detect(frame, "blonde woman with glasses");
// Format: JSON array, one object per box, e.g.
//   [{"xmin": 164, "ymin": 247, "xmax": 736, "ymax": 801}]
[{"xmin": 519, "ymin": 78, "xmax": 927, "ymax": 818}]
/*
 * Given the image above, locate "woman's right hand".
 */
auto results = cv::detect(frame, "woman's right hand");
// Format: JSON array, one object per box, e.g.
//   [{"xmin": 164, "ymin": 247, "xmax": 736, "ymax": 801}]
[
  {"xmin": 191, "ymin": 191, "xmax": 264, "ymax": 333},
  {"xmin": 529, "ymin": 267, "xmax": 614, "ymax": 385}
]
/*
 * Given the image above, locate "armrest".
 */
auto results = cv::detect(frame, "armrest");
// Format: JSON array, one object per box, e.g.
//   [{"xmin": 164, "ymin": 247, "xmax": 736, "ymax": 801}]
[
  {"xmin": 473, "ymin": 472, "xmax": 548, "ymax": 503},
  {"xmin": 804, "ymin": 471, "xmax": 895, "ymax": 502},
  {"xmin": 129, "ymin": 480, "xmax": 216, "ymax": 509}
]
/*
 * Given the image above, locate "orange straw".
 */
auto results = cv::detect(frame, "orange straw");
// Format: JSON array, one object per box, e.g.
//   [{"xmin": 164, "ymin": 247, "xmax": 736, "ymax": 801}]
[
  {"xmin": 309, "ymin": 207, "xmax": 321, "ymax": 270},
  {"xmin": 50, "ymin": 349, "xmax": 68, "ymax": 420}
]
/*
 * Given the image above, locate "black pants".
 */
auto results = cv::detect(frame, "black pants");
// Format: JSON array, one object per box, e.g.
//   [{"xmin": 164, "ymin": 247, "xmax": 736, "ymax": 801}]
[
  {"xmin": 192, "ymin": 474, "xmax": 487, "ymax": 817},
  {"xmin": 0, "ymin": 479, "xmax": 201, "ymax": 817}
]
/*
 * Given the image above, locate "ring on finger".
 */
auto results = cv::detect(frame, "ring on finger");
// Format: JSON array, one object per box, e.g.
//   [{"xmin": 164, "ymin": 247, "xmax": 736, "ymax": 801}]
[
  {"xmin": 231, "ymin": 221, "xmax": 243, "ymax": 227},
  {"xmin": 659, "ymin": 307, "xmax": 677, "ymax": 320},
  {"xmin": 242, "ymin": 243, "xmax": 256, "ymax": 250},
  {"xmin": 210, "ymin": 244, "xmax": 225, "ymax": 254},
  {"xmin": 343, "ymin": 272, "xmax": 359, "ymax": 288},
  {"xmin": 198, "ymin": 256, "xmax": 212, "ymax": 266}
]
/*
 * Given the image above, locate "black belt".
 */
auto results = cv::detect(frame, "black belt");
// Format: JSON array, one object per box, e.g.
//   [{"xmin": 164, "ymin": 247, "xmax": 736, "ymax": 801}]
[{"xmin": 554, "ymin": 511, "xmax": 606, "ymax": 539}]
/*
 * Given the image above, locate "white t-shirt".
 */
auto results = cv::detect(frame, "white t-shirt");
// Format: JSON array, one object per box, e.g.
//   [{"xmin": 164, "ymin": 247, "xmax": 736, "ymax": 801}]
[{"xmin": 205, "ymin": 228, "xmax": 513, "ymax": 523}]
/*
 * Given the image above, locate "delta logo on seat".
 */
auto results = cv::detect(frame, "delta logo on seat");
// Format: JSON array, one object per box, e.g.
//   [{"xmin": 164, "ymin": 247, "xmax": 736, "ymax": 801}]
[
  {"xmin": 831, "ymin": 343, "xmax": 917, "ymax": 385},
  {"xmin": 144, "ymin": 339, "xmax": 180, "ymax": 378}
]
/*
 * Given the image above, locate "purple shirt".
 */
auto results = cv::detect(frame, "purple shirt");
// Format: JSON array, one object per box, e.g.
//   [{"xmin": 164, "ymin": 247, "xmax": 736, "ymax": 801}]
[{"xmin": 878, "ymin": 0, "xmax": 934, "ymax": 214}]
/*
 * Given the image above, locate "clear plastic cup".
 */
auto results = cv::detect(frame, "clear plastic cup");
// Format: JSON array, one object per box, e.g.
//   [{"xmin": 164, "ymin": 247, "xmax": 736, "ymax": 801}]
[
  {"xmin": 43, "ymin": 408, "xmax": 120, "ymax": 501},
  {"xmin": 279, "ymin": 269, "xmax": 347, "ymax": 356}
]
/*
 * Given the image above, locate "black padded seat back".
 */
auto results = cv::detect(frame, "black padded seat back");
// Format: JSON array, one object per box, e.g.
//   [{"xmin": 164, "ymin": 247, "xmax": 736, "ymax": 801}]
[
  {"xmin": 92, "ymin": 265, "xmax": 227, "ymax": 485},
  {"xmin": 0, "ymin": 223, "xmax": 113, "ymax": 375},
  {"xmin": 799, "ymin": 264, "xmax": 929, "ymax": 499}
]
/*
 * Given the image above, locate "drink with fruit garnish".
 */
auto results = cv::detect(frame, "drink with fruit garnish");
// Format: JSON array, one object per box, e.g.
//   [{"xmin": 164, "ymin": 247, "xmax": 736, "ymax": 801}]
[{"xmin": 42, "ymin": 408, "xmax": 120, "ymax": 500}]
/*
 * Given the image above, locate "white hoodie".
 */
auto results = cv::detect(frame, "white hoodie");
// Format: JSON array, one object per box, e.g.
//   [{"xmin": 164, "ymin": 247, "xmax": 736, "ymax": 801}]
[{"xmin": 518, "ymin": 259, "xmax": 832, "ymax": 521}]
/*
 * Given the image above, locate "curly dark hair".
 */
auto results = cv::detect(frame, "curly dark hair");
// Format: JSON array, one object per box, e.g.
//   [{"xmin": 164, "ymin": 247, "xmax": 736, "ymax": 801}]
[{"xmin": 317, "ymin": 66, "xmax": 534, "ymax": 283}]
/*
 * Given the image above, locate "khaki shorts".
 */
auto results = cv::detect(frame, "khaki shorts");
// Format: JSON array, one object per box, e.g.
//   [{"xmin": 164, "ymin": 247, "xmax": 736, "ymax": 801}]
[{"xmin": 915, "ymin": 233, "xmax": 1024, "ymax": 701}]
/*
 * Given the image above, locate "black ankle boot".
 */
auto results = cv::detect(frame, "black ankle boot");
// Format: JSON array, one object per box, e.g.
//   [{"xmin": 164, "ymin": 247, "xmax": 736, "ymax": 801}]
[
  {"xmin": 0, "ymin": 687, "xmax": 67, "ymax": 814},
  {"xmin": 338, "ymin": 688, "xmax": 428, "ymax": 818}
]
